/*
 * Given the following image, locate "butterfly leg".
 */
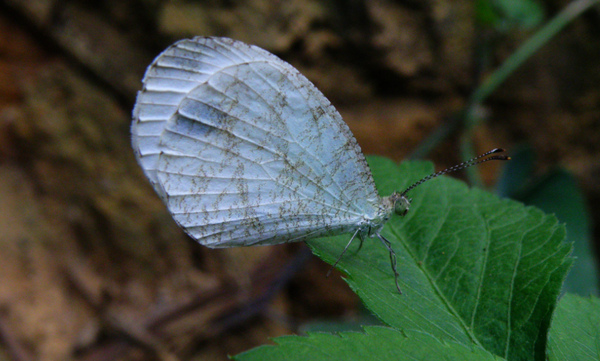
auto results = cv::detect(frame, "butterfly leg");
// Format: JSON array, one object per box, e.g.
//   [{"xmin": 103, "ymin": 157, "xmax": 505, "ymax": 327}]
[
  {"xmin": 355, "ymin": 233, "xmax": 364, "ymax": 253},
  {"xmin": 326, "ymin": 227, "xmax": 361, "ymax": 277},
  {"xmin": 377, "ymin": 233, "xmax": 402, "ymax": 294}
]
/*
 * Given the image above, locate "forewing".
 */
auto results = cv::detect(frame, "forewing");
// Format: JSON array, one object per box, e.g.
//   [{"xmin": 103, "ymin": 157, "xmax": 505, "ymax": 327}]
[{"xmin": 132, "ymin": 37, "xmax": 380, "ymax": 247}]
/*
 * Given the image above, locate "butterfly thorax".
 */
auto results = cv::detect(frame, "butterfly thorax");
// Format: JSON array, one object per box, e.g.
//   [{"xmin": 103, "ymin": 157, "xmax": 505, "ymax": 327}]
[{"xmin": 359, "ymin": 192, "xmax": 410, "ymax": 239}]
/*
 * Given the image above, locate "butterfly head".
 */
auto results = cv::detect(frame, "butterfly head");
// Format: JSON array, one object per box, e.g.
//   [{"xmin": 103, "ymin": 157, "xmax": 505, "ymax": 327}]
[{"xmin": 388, "ymin": 192, "xmax": 411, "ymax": 217}]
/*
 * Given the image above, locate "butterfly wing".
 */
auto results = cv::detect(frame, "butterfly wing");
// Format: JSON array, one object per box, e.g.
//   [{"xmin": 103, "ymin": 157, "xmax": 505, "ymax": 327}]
[{"xmin": 132, "ymin": 37, "xmax": 381, "ymax": 247}]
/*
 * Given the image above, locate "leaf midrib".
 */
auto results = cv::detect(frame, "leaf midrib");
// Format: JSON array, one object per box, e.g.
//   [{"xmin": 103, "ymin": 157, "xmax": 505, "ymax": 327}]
[{"xmin": 390, "ymin": 181, "xmax": 484, "ymax": 349}]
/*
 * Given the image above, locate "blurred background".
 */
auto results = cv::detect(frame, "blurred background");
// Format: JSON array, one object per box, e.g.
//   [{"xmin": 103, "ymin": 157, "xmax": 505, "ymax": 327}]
[{"xmin": 0, "ymin": 0, "xmax": 598, "ymax": 360}]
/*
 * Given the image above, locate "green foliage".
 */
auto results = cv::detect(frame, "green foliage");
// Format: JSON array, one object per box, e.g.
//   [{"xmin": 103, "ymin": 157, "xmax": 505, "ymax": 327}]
[
  {"xmin": 237, "ymin": 327, "xmax": 501, "ymax": 361},
  {"xmin": 548, "ymin": 294, "xmax": 600, "ymax": 360},
  {"xmin": 497, "ymin": 146, "xmax": 598, "ymax": 296},
  {"xmin": 476, "ymin": 0, "xmax": 544, "ymax": 30},
  {"xmin": 234, "ymin": 158, "xmax": 583, "ymax": 361}
]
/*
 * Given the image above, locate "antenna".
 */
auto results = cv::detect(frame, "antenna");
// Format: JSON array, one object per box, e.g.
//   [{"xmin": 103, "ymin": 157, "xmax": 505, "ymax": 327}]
[{"xmin": 400, "ymin": 148, "xmax": 510, "ymax": 197}]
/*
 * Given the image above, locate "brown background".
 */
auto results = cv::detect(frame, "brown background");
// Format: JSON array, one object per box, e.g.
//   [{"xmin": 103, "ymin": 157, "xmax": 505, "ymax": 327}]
[{"xmin": 0, "ymin": 0, "xmax": 599, "ymax": 360}]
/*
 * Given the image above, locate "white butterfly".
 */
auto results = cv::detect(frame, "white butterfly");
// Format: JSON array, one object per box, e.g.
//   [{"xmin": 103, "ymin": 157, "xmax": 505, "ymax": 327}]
[{"xmin": 132, "ymin": 37, "xmax": 508, "ymax": 292}]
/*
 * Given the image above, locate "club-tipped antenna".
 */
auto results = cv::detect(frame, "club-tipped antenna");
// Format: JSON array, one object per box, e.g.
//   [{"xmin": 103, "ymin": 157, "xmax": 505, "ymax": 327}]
[{"xmin": 400, "ymin": 148, "xmax": 510, "ymax": 197}]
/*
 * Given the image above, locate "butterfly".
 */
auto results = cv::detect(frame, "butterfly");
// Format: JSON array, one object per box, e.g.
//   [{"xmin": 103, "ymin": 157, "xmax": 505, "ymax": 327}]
[{"xmin": 131, "ymin": 37, "xmax": 509, "ymax": 293}]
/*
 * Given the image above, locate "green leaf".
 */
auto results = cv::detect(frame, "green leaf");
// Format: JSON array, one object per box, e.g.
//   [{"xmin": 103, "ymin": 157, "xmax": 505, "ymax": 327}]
[
  {"xmin": 476, "ymin": 0, "xmax": 544, "ymax": 30},
  {"xmin": 298, "ymin": 308, "xmax": 382, "ymax": 334},
  {"xmin": 309, "ymin": 158, "xmax": 571, "ymax": 360},
  {"xmin": 235, "ymin": 326, "xmax": 503, "ymax": 361},
  {"xmin": 234, "ymin": 158, "xmax": 572, "ymax": 361},
  {"xmin": 494, "ymin": 0, "xmax": 544, "ymax": 29},
  {"xmin": 517, "ymin": 170, "xmax": 597, "ymax": 296},
  {"xmin": 496, "ymin": 146, "xmax": 598, "ymax": 296},
  {"xmin": 548, "ymin": 294, "xmax": 600, "ymax": 360},
  {"xmin": 476, "ymin": 0, "xmax": 503, "ymax": 27}
]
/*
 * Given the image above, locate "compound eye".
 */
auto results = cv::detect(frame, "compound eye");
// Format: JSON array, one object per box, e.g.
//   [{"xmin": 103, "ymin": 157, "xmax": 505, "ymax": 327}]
[{"xmin": 394, "ymin": 196, "xmax": 411, "ymax": 216}]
